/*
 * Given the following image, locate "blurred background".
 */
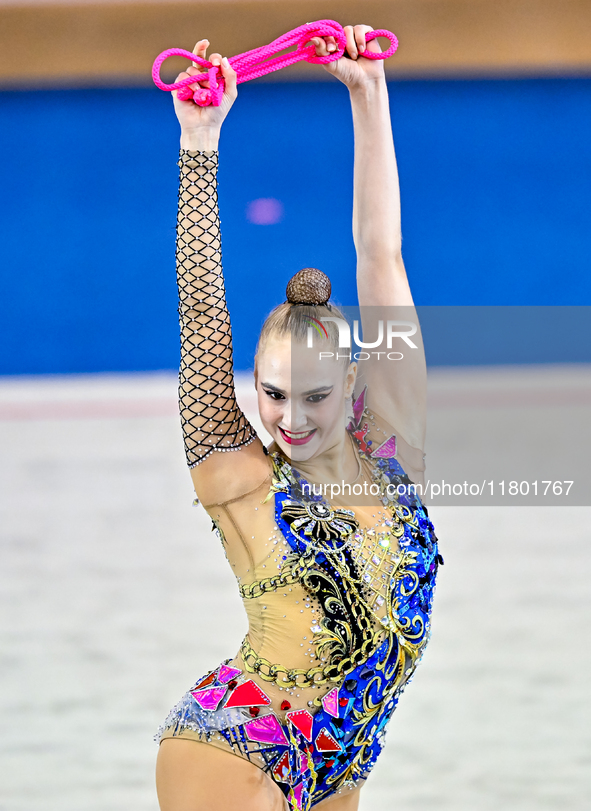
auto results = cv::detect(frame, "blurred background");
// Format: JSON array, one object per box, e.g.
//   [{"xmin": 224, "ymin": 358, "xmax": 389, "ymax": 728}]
[
  {"xmin": 1, "ymin": 1, "xmax": 590, "ymax": 809},
  {"xmin": 1, "ymin": 0, "xmax": 591, "ymax": 371}
]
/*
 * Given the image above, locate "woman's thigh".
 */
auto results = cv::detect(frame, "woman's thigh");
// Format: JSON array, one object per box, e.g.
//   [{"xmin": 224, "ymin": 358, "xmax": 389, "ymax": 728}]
[{"xmin": 156, "ymin": 737, "xmax": 289, "ymax": 811}]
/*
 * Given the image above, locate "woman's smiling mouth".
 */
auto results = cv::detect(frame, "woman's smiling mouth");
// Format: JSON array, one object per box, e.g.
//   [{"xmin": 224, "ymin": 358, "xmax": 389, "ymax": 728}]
[{"xmin": 278, "ymin": 427, "xmax": 317, "ymax": 445}]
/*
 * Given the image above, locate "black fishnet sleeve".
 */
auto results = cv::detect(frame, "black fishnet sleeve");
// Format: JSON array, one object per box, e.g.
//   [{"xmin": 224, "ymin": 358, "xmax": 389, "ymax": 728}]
[{"xmin": 176, "ymin": 149, "xmax": 256, "ymax": 468}]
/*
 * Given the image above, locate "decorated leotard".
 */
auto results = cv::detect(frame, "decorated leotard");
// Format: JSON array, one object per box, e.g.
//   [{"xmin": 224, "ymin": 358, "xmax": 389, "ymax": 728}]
[{"xmin": 156, "ymin": 150, "xmax": 442, "ymax": 810}]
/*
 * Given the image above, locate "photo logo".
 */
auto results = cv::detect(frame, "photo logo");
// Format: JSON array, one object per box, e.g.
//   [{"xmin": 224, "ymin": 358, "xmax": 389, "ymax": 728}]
[
  {"xmin": 305, "ymin": 317, "xmax": 419, "ymax": 361},
  {"xmin": 304, "ymin": 317, "xmax": 329, "ymax": 339}
]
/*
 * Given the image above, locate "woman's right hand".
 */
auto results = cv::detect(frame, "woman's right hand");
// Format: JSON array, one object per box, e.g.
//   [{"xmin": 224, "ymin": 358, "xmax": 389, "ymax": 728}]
[
  {"xmin": 173, "ymin": 39, "xmax": 238, "ymax": 150},
  {"xmin": 310, "ymin": 26, "xmax": 386, "ymax": 91}
]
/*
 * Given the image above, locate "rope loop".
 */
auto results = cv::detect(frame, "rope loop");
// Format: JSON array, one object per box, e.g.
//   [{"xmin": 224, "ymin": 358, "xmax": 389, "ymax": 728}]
[{"xmin": 152, "ymin": 19, "xmax": 398, "ymax": 107}]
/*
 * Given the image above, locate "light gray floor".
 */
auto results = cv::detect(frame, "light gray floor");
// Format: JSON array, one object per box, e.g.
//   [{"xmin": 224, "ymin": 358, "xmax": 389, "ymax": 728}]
[{"xmin": 0, "ymin": 367, "xmax": 590, "ymax": 810}]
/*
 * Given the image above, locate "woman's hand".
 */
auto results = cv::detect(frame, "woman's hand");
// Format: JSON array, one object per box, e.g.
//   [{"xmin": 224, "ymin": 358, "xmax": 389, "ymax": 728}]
[
  {"xmin": 311, "ymin": 25, "xmax": 385, "ymax": 90},
  {"xmin": 173, "ymin": 39, "xmax": 238, "ymax": 150}
]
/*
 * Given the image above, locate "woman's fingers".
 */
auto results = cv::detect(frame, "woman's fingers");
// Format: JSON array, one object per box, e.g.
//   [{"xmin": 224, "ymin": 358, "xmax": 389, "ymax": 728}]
[
  {"xmin": 344, "ymin": 25, "xmax": 379, "ymax": 58},
  {"xmin": 178, "ymin": 47, "xmax": 237, "ymax": 103},
  {"xmin": 173, "ymin": 70, "xmax": 194, "ymax": 98},
  {"xmin": 311, "ymin": 36, "xmax": 340, "ymax": 56},
  {"xmin": 355, "ymin": 25, "xmax": 382, "ymax": 53},
  {"xmin": 220, "ymin": 56, "xmax": 237, "ymax": 99},
  {"xmin": 175, "ymin": 70, "xmax": 200, "ymax": 84},
  {"xmin": 192, "ymin": 39, "xmax": 209, "ymax": 68},
  {"xmin": 353, "ymin": 25, "xmax": 367, "ymax": 53},
  {"xmin": 344, "ymin": 25, "xmax": 358, "ymax": 60},
  {"xmin": 174, "ymin": 66, "xmax": 203, "ymax": 95},
  {"xmin": 354, "ymin": 25, "xmax": 374, "ymax": 54},
  {"xmin": 310, "ymin": 37, "xmax": 326, "ymax": 56}
]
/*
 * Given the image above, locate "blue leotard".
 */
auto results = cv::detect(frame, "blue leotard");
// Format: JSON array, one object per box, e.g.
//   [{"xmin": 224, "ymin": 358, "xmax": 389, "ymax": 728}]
[{"xmin": 157, "ymin": 424, "xmax": 441, "ymax": 810}]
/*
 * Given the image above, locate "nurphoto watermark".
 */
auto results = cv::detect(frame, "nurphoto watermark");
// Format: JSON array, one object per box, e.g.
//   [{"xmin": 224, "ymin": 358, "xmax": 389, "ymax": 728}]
[{"xmin": 305, "ymin": 316, "xmax": 418, "ymax": 361}]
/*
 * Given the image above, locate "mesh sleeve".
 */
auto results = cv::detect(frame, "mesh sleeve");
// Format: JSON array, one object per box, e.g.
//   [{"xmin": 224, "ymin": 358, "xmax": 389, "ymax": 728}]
[{"xmin": 176, "ymin": 149, "xmax": 256, "ymax": 468}]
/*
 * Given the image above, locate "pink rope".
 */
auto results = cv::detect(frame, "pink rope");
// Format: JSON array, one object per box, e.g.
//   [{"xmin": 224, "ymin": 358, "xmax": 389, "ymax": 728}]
[{"xmin": 152, "ymin": 20, "xmax": 398, "ymax": 107}]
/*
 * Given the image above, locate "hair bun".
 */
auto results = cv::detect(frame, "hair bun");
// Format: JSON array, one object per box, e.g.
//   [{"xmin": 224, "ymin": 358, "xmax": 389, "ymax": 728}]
[{"xmin": 286, "ymin": 268, "xmax": 331, "ymax": 306}]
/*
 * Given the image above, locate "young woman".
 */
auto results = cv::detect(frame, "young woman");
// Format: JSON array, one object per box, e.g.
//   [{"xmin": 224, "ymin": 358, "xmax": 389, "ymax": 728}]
[{"xmin": 155, "ymin": 25, "xmax": 441, "ymax": 811}]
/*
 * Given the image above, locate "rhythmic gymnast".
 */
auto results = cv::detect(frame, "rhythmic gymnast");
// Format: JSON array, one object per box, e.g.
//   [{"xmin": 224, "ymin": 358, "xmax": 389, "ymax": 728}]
[{"xmin": 155, "ymin": 23, "xmax": 442, "ymax": 811}]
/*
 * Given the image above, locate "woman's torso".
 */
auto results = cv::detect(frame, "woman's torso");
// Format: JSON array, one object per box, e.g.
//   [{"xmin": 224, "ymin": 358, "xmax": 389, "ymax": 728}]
[{"xmin": 202, "ymin": 406, "xmax": 440, "ymax": 721}]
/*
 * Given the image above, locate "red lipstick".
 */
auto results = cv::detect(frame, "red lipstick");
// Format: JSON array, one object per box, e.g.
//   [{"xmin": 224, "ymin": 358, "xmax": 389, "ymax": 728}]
[{"xmin": 279, "ymin": 427, "xmax": 317, "ymax": 446}]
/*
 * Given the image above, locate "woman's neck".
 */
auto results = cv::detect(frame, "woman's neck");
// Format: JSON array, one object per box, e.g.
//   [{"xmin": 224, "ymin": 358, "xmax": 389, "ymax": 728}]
[{"xmin": 289, "ymin": 430, "xmax": 360, "ymax": 487}]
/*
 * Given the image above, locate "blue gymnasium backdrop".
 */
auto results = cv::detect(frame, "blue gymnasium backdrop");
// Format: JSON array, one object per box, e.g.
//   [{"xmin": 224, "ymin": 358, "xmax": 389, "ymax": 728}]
[{"xmin": 0, "ymin": 77, "xmax": 590, "ymax": 374}]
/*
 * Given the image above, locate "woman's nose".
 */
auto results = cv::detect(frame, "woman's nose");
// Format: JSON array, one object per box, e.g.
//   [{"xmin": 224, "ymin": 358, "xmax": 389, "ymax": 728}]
[
  {"xmin": 290, "ymin": 403, "xmax": 309, "ymax": 429},
  {"xmin": 281, "ymin": 404, "xmax": 307, "ymax": 430}
]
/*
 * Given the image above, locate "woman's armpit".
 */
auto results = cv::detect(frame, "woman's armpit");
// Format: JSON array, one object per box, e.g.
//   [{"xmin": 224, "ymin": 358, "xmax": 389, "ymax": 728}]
[
  {"xmin": 355, "ymin": 397, "xmax": 426, "ymax": 485},
  {"xmin": 190, "ymin": 437, "xmax": 272, "ymax": 507},
  {"xmin": 203, "ymin": 469, "xmax": 278, "ymax": 579}
]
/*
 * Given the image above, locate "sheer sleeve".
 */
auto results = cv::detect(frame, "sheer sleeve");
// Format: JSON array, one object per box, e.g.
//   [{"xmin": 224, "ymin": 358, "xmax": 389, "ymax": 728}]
[{"xmin": 176, "ymin": 149, "xmax": 256, "ymax": 468}]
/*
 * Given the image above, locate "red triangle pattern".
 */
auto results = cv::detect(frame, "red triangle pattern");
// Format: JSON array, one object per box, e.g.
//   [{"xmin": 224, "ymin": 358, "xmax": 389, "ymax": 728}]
[
  {"xmin": 194, "ymin": 670, "xmax": 217, "ymax": 690},
  {"xmin": 314, "ymin": 727, "xmax": 342, "ymax": 753},
  {"xmin": 286, "ymin": 709, "xmax": 313, "ymax": 742},
  {"xmin": 272, "ymin": 750, "xmax": 291, "ymax": 784},
  {"xmin": 224, "ymin": 679, "xmax": 271, "ymax": 709}
]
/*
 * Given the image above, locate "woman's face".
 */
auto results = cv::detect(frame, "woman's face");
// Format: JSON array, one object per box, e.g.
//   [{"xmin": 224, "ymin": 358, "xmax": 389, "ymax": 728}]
[{"xmin": 255, "ymin": 335, "xmax": 356, "ymax": 462}]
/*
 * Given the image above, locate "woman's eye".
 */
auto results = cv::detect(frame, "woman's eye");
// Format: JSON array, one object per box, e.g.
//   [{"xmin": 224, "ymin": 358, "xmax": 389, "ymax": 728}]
[
  {"xmin": 264, "ymin": 389, "xmax": 285, "ymax": 401},
  {"xmin": 306, "ymin": 393, "xmax": 329, "ymax": 403}
]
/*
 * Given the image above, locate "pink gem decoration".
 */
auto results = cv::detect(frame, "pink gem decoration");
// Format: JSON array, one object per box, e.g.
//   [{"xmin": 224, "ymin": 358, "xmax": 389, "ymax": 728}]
[
  {"xmin": 371, "ymin": 435, "xmax": 397, "ymax": 459},
  {"xmin": 286, "ymin": 709, "xmax": 314, "ymax": 742},
  {"xmin": 218, "ymin": 664, "xmax": 242, "ymax": 684},
  {"xmin": 315, "ymin": 727, "xmax": 341, "ymax": 752},
  {"xmin": 351, "ymin": 386, "xmax": 367, "ymax": 428},
  {"xmin": 291, "ymin": 782, "xmax": 304, "ymax": 809},
  {"xmin": 244, "ymin": 714, "xmax": 289, "ymax": 746},
  {"xmin": 321, "ymin": 687, "xmax": 339, "ymax": 718},
  {"xmin": 224, "ymin": 679, "xmax": 272, "ymax": 709},
  {"xmin": 300, "ymin": 752, "xmax": 308, "ymax": 775},
  {"xmin": 191, "ymin": 686, "xmax": 227, "ymax": 711}
]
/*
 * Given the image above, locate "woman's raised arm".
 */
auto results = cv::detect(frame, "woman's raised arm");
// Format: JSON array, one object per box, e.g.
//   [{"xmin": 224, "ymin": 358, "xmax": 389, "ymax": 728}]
[
  {"xmin": 315, "ymin": 26, "xmax": 427, "ymax": 451},
  {"xmin": 173, "ymin": 43, "xmax": 268, "ymax": 501}
]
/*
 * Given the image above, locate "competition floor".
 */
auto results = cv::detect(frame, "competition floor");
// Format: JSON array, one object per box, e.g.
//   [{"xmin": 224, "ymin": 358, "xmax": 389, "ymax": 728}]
[{"xmin": 1, "ymin": 366, "xmax": 590, "ymax": 810}]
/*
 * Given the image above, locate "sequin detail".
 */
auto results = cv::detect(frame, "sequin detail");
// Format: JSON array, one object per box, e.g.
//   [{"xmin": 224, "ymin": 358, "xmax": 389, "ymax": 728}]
[
  {"xmin": 314, "ymin": 728, "xmax": 341, "ymax": 753},
  {"xmin": 273, "ymin": 750, "xmax": 292, "ymax": 783},
  {"xmin": 194, "ymin": 670, "xmax": 217, "ymax": 690},
  {"xmin": 224, "ymin": 680, "xmax": 271, "ymax": 709},
  {"xmin": 321, "ymin": 688, "xmax": 339, "ymax": 719},
  {"xmin": 191, "ymin": 686, "xmax": 227, "ymax": 711},
  {"xmin": 290, "ymin": 782, "xmax": 304, "ymax": 810},
  {"xmin": 371, "ymin": 434, "xmax": 397, "ymax": 458},
  {"xmin": 218, "ymin": 664, "xmax": 242, "ymax": 684},
  {"xmin": 286, "ymin": 710, "xmax": 314, "ymax": 742},
  {"xmin": 245, "ymin": 714, "xmax": 289, "ymax": 746},
  {"xmin": 156, "ymin": 409, "xmax": 441, "ymax": 811}
]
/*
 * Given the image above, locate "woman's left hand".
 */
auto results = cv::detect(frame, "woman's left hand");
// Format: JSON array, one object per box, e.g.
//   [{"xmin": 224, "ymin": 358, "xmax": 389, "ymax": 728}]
[{"xmin": 311, "ymin": 25, "xmax": 385, "ymax": 89}]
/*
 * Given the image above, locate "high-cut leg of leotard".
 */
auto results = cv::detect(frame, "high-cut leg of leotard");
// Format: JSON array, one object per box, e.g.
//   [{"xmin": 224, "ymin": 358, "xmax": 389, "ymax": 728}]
[{"xmin": 155, "ymin": 150, "xmax": 442, "ymax": 811}]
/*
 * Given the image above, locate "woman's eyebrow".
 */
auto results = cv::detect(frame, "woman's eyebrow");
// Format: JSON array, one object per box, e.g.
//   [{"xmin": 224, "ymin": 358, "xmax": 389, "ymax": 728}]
[
  {"xmin": 261, "ymin": 382, "xmax": 286, "ymax": 394},
  {"xmin": 303, "ymin": 385, "xmax": 334, "ymax": 395}
]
